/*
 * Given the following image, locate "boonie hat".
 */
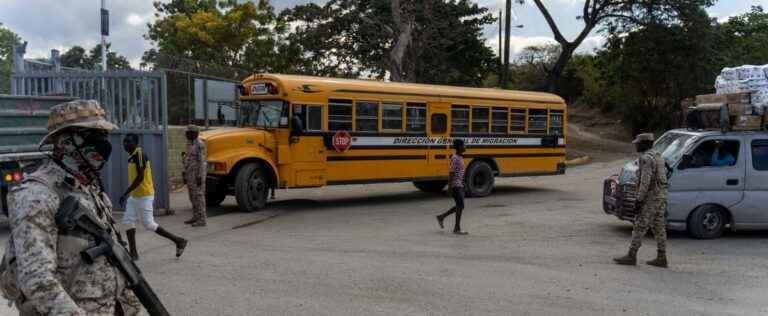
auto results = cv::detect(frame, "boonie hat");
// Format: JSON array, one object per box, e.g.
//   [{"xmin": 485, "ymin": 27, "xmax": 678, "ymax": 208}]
[
  {"xmin": 632, "ymin": 133, "xmax": 655, "ymax": 144},
  {"xmin": 41, "ymin": 100, "xmax": 117, "ymax": 144}
]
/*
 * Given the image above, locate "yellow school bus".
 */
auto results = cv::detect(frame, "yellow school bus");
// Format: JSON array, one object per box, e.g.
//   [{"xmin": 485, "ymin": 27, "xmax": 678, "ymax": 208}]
[{"xmin": 202, "ymin": 74, "xmax": 566, "ymax": 211}]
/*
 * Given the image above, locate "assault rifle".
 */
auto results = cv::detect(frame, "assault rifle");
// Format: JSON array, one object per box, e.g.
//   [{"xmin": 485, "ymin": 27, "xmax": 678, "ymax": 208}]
[{"xmin": 55, "ymin": 196, "xmax": 170, "ymax": 316}]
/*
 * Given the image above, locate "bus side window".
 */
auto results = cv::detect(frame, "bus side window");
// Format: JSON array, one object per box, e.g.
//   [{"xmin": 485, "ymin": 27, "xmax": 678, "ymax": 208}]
[
  {"xmin": 382, "ymin": 102, "xmax": 404, "ymax": 132},
  {"xmin": 406, "ymin": 103, "xmax": 426, "ymax": 134},
  {"xmin": 492, "ymin": 107, "xmax": 508, "ymax": 134},
  {"xmin": 549, "ymin": 109, "xmax": 564, "ymax": 135},
  {"xmin": 528, "ymin": 109, "xmax": 548, "ymax": 134},
  {"xmin": 471, "ymin": 106, "xmax": 490, "ymax": 134},
  {"xmin": 356, "ymin": 101, "xmax": 379, "ymax": 132},
  {"xmin": 329, "ymin": 99, "xmax": 353, "ymax": 131},
  {"xmin": 510, "ymin": 108, "xmax": 526, "ymax": 133},
  {"xmin": 306, "ymin": 105, "xmax": 323, "ymax": 131},
  {"xmin": 431, "ymin": 113, "xmax": 447, "ymax": 134},
  {"xmin": 451, "ymin": 105, "xmax": 469, "ymax": 135}
]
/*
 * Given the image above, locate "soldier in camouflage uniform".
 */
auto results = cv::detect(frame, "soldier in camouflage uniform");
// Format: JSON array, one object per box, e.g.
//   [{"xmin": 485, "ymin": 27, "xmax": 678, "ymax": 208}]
[
  {"xmin": 183, "ymin": 125, "xmax": 207, "ymax": 227},
  {"xmin": 614, "ymin": 133, "xmax": 669, "ymax": 268},
  {"xmin": 0, "ymin": 100, "xmax": 142, "ymax": 315}
]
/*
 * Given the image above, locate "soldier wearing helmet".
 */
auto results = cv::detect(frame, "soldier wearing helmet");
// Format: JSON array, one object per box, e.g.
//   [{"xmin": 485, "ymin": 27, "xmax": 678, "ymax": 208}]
[
  {"xmin": 614, "ymin": 133, "xmax": 670, "ymax": 268},
  {"xmin": 0, "ymin": 100, "xmax": 142, "ymax": 314}
]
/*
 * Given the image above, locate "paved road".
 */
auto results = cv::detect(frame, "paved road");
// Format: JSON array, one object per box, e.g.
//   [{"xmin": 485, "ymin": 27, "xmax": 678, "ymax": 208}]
[{"xmin": 2, "ymin": 160, "xmax": 768, "ymax": 315}]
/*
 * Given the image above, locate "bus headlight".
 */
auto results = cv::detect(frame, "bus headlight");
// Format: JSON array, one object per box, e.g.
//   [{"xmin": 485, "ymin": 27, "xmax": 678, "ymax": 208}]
[{"xmin": 208, "ymin": 162, "xmax": 227, "ymax": 172}]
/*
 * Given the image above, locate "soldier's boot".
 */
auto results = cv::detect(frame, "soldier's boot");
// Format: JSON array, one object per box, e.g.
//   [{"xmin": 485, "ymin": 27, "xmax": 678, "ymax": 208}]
[
  {"xmin": 155, "ymin": 226, "xmax": 188, "ymax": 258},
  {"xmin": 646, "ymin": 250, "xmax": 668, "ymax": 268},
  {"xmin": 184, "ymin": 218, "xmax": 197, "ymax": 224},
  {"xmin": 613, "ymin": 248, "xmax": 637, "ymax": 266},
  {"xmin": 126, "ymin": 228, "xmax": 139, "ymax": 261}
]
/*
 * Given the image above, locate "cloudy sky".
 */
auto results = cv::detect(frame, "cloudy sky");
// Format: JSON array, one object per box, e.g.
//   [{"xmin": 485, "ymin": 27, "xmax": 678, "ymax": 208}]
[{"xmin": 0, "ymin": 0, "xmax": 764, "ymax": 69}]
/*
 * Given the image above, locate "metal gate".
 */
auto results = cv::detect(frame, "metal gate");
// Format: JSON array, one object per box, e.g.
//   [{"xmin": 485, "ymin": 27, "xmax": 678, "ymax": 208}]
[{"xmin": 10, "ymin": 71, "xmax": 171, "ymax": 212}]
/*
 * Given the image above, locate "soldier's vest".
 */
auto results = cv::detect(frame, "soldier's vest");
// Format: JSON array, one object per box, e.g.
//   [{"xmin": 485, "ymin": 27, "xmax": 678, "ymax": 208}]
[
  {"xmin": 643, "ymin": 151, "xmax": 669, "ymax": 192},
  {"xmin": 0, "ymin": 162, "xmax": 126, "ymax": 313}
]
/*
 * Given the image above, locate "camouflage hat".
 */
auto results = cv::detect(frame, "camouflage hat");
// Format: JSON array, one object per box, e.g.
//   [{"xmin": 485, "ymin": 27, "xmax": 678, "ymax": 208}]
[
  {"xmin": 41, "ymin": 100, "xmax": 117, "ymax": 144},
  {"xmin": 186, "ymin": 125, "xmax": 201, "ymax": 132},
  {"xmin": 632, "ymin": 133, "xmax": 655, "ymax": 144}
]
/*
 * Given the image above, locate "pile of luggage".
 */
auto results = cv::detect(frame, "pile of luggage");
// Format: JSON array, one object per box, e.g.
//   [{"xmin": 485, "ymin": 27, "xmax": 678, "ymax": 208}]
[{"xmin": 685, "ymin": 65, "xmax": 768, "ymax": 131}]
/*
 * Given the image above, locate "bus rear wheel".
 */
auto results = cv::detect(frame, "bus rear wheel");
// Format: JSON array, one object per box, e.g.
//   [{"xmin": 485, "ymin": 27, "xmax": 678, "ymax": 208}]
[
  {"xmin": 413, "ymin": 180, "xmax": 447, "ymax": 193},
  {"xmin": 234, "ymin": 163, "xmax": 269, "ymax": 212},
  {"xmin": 465, "ymin": 161, "xmax": 494, "ymax": 197}
]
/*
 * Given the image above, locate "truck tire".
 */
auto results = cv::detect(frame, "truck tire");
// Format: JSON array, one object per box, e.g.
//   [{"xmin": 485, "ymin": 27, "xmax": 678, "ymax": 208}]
[
  {"xmin": 205, "ymin": 185, "xmax": 227, "ymax": 207},
  {"xmin": 413, "ymin": 180, "xmax": 447, "ymax": 193},
  {"xmin": 234, "ymin": 163, "xmax": 269, "ymax": 212},
  {"xmin": 688, "ymin": 205, "xmax": 726, "ymax": 239},
  {"xmin": 465, "ymin": 161, "xmax": 494, "ymax": 197}
]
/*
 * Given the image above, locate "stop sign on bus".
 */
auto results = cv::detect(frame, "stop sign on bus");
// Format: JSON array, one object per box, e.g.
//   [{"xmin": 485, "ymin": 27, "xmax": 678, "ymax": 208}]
[{"xmin": 333, "ymin": 130, "xmax": 352, "ymax": 152}]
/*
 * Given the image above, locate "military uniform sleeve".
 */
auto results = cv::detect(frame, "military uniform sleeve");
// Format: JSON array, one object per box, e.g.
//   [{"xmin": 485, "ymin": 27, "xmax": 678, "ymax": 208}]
[
  {"xmin": 197, "ymin": 140, "xmax": 207, "ymax": 181},
  {"xmin": 8, "ymin": 182, "xmax": 84, "ymax": 315},
  {"xmin": 636, "ymin": 154, "xmax": 653, "ymax": 203}
]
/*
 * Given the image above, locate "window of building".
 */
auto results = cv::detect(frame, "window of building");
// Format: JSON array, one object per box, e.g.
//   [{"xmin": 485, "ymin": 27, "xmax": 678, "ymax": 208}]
[
  {"xmin": 451, "ymin": 105, "xmax": 469, "ymax": 134},
  {"xmin": 328, "ymin": 99, "xmax": 352, "ymax": 131},
  {"xmin": 752, "ymin": 140, "xmax": 768, "ymax": 171},
  {"xmin": 382, "ymin": 103, "xmax": 403, "ymax": 131},
  {"xmin": 510, "ymin": 108, "xmax": 526, "ymax": 133},
  {"xmin": 492, "ymin": 107, "xmax": 508, "ymax": 134},
  {"xmin": 406, "ymin": 103, "xmax": 426, "ymax": 133},
  {"xmin": 549, "ymin": 109, "xmax": 564, "ymax": 135},
  {"xmin": 432, "ymin": 113, "xmax": 447, "ymax": 134},
  {"xmin": 528, "ymin": 109, "xmax": 548, "ymax": 134},
  {"xmin": 471, "ymin": 107, "xmax": 490, "ymax": 134},
  {"xmin": 355, "ymin": 101, "xmax": 379, "ymax": 132}
]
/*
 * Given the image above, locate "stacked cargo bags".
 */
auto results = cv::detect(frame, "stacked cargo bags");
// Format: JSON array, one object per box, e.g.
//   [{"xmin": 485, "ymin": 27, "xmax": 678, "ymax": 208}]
[{"xmin": 685, "ymin": 65, "xmax": 768, "ymax": 131}]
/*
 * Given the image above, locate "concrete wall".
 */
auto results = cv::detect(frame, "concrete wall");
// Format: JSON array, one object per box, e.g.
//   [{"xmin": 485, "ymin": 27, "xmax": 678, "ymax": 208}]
[{"xmin": 168, "ymin": 126, "xmax": 187, "ymax": 184}]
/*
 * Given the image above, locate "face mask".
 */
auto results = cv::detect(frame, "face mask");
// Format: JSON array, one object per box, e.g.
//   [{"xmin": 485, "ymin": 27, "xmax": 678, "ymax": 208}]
[{"xmin": 55, "ymin": 131, "xmax": 112, "ymax": 176}]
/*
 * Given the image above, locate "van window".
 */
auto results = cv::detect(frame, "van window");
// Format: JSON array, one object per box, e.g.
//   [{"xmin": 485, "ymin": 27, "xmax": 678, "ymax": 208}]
[
  {"xmin": 752, "ymin": 140, "xmax": 768, "ymax": 170},
  {"xmin": 329, "ymin": 99, "xmax": 352, "ymax": 131},
  {"xmin": 689, "ymin": 139, "xmax": 739, "ymax": 168}
]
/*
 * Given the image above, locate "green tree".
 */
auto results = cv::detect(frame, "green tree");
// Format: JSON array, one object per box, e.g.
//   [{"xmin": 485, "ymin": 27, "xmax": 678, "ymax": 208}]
[
  {"xmin": 61, "ymin": 43, "xmax": 132, "ymax": 70},
  {"xmin": 144, "ymin": 0, "xmax": 296, "ymax": 75},
  {"xmin": 0, "ymin": 23, "xmax": 22, "ymax": 94},
  {"xmin": 282, "ymin": 0, "xmax": 497, "ymax": 85},
  {"xmin": 520, "ymin": 0, "xmax": 715, "ymax": 93},
  {"xmin": 718, "ymin": 6, "xmax": 768, "ymax": 66}
]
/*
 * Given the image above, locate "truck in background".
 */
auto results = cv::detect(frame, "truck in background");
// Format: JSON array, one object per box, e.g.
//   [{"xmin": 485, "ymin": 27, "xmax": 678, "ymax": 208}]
[{"xmin": 0, "ymin": 95, "xmax": 74, "ymax": 216}]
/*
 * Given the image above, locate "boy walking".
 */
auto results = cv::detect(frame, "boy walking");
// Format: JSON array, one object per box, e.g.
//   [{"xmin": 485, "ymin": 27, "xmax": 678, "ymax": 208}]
[
  {"xmin": 436, "ymin": 139, "xmax": 468, "ymax": 235},
  {"xmin": 120, "ymin": 133, "xmax": 188, "ymax": 260}
]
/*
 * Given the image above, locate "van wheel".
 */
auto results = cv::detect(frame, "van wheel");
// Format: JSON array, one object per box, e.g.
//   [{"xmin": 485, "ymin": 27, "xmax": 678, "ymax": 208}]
[
  {"xmin": 413, "ymin": 180, "xmax": 447, "ymax": 193},
  {"xmin": 234, "ymin": 163, "xmax": 268, "ymax": 212},
  {"xmin": 465, "ymin": 161, "xmax": 494, "ymax": 197},
  {"xmin": 205, "ymin": 185, "xmax": 226, "ymax": 207},
  {"xmin": 688, "ymin": 205, "xmax": 726, "ymax": 239}
]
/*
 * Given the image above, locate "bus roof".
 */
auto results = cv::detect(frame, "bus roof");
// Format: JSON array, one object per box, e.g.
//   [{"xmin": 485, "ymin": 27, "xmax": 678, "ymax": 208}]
[{"xmin": 243, "ymin": 74, "xmax": 566, "ymax": 105}]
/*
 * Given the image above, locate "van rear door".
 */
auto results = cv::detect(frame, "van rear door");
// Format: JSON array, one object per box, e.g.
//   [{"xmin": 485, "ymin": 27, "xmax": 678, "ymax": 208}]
[{"xmin": 731, "ymin": 137, "xmax": 768, "ymax": 227}]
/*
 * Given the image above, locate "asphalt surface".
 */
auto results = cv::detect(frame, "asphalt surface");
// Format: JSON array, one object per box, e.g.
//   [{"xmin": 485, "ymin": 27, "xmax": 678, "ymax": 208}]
[{"xmin": 2, "ymin": 159, "xmax": 768, "ymax": 315}]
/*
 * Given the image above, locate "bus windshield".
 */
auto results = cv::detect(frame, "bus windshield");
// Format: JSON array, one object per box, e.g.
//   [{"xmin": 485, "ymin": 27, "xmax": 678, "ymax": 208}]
[{"xmin": 240, "ymin": 100, "xmax": 285, "ymax": 128}]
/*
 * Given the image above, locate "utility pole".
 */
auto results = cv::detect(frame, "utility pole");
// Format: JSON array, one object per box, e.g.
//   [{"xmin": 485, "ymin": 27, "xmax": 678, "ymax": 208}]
[
  {"xmin": 501, "ymin": 0, "xmax": 512, "ymax": 88},
  {"xmin": 498, "ymin": 9, "xmax": 503, "ymax": 87},
  {"xmin": 100, "ymin": 0, "xmax": 108, "ymax": 72}
]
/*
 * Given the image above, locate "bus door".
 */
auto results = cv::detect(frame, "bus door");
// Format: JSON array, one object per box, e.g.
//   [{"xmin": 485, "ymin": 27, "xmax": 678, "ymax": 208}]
[
  {"xmin": 281, "ymin": 104, "xmax": 327, "ymax": 187},
  {"xmin": 427, "ymin": 102, "xmax": 451, "ymax": 175}
]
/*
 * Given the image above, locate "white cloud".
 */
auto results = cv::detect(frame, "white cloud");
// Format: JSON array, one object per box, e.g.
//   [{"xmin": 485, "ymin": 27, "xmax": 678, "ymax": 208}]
[{"xmin": 126, "ymin": 14, "xmax": 145, "ymax": 27}]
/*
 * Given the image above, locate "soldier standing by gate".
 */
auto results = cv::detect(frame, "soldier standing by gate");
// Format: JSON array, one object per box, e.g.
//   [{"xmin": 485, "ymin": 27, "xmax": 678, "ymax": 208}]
[
  {"xmin": 614, "ymin": 133, "xmax": 669, "ymax": 268},
  {"xmin": 183, "ymin": 125, "xmax": 208, "ymax": 227},
  {"xmin": 0, "ymin": 100, "xmax": 142, "ymax": 314}
]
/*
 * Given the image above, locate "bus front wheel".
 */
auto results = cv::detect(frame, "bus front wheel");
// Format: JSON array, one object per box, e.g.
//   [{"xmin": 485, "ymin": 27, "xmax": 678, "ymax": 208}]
[
  {"xmin": 413, "ymin": 180, "xmax": 447, "ymax": 193},
  {"xmin": 234, "ymin": 163, "xmax": 269, "ymax": 212},
  {"xmin": 465, "ymin": 161, "xmax": 494, "ymax": 197}
]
